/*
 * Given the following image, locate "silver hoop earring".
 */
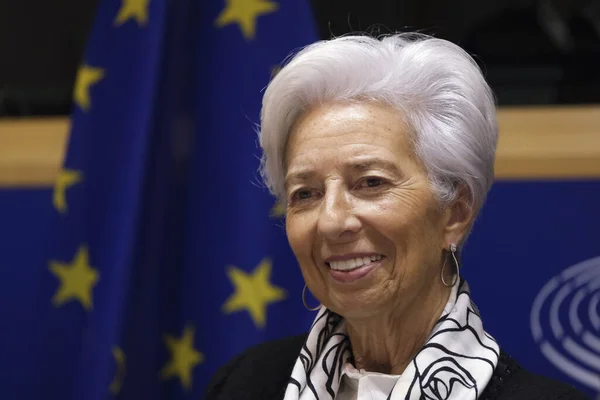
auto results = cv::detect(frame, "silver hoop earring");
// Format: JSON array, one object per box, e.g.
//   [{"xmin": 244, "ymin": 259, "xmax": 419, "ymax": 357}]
[
  {"xmin": 302, "ymin": 284, "xmax": 320, "ymax": 311},
  {"xmin": 441, "ymin": 243, "xmax": 460, "ymax": 287}
]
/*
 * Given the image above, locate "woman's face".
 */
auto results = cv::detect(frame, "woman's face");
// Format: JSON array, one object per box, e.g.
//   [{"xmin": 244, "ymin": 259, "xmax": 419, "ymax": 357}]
[{"xmin": 284, "ymin": 101, "xmax": 461, "ymax": 319}]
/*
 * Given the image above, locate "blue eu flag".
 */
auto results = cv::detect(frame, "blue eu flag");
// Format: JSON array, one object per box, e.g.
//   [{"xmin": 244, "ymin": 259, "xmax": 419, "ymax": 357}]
[{"xmin": 33, "ymin": 0, "xmax": 318, "ymax": 398}]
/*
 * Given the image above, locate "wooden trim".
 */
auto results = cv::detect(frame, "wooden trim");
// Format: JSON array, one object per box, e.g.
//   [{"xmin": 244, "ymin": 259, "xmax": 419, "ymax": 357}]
[
  {"xmin": 0, "ymin": 118, "xmax": 69, "ymax": 187},
  {"xmin": 0, "ymin": 106, "xmax": 599, "ymax": 188},
  {"xmin": 495, "ymin": 105, "xmax": 600, "ymax": 179}
]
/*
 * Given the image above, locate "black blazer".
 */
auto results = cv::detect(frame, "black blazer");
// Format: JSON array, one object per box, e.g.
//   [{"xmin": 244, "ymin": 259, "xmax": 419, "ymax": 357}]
[{"xmin": 204, "ymin": 333, "xmax": 591, "ymax": 400}]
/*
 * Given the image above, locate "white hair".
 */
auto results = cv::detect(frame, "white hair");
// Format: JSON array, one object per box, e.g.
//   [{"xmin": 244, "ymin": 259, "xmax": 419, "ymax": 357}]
[{"xmin": 258, "ymin": 32, "xmax": 498, "ymax": 230}]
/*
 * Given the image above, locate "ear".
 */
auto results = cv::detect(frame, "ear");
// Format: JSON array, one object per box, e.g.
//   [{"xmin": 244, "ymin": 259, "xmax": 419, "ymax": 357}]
[{"xmin": 441, "ymin": 184, "xmax": 474, "ymax": 247}]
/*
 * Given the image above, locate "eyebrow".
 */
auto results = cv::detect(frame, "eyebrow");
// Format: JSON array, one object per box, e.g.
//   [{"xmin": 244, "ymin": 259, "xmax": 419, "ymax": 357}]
[
  {"xmin": 347, "ymin": 159, "xmax": 401, "ymax": 174},
  {"xmin": 284, "ymin": 158, "xmax": 401, "ymax": 189},
  {"xmin": 284, "ymin": 170, "xmax": 315, "ymax": 190}
]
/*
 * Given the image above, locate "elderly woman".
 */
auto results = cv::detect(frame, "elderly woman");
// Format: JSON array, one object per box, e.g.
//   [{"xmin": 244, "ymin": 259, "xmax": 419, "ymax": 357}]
[{"xmin": 205, "ymin": 33, "xmax": 588, "ymax": 400}]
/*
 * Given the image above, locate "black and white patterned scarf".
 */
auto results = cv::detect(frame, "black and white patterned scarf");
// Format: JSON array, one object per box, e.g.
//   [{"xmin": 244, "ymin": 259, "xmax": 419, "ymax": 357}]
[{"xmin": 284, "ymin": 279, "xmax": 500, "ymax": 400}]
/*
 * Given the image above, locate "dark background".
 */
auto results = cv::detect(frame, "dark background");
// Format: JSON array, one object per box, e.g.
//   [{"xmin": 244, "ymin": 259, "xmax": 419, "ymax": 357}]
[{"xmin": 1, "ymin": 0, "xmax": 600, "ymax": 116}]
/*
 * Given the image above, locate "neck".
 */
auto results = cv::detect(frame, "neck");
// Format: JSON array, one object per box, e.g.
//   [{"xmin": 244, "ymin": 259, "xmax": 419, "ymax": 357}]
[{"xmin": 345, "ymin": 279, "xmax": 452, "ymax": 375}]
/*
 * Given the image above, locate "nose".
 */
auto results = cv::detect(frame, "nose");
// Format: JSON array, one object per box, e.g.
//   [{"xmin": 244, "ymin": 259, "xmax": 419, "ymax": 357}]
[{"xmin": 317, "ymin": 184, "xmax": 361, "ymax": 241}]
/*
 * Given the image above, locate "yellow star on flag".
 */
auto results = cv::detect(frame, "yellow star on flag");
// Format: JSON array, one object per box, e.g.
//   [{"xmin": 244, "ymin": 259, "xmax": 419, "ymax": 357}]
[
  {"xmin": 49, "ymin": 245, "xmax": 99, "ymax": 310},
  {"xmin": 160, "ymin": 325, "xmax": 203, "ymax": 390},
  {"xmin": 215, "ymin": 0, "xmax": 278, "ymax": 40},
  {"xmin": 269, "ymin": 200, "xmax": 286, "ymax": 218},
  {"xmin": 73, "ymin": 65, "xmax": 104, "ymax": 111},
  {"xmin": 114, "ymin": 0, "xmax": 150, "ymax": 26},
  {"xmin": 109, "ymin": 346, "xmax": 126, "ymax": 395},
  {"xmin": 222, "ymin": 258, "xmax": 286, "ymax": 329},
  {"xmin": 53, "ymin": 168, "xmax": 83, "ymax": 214}
]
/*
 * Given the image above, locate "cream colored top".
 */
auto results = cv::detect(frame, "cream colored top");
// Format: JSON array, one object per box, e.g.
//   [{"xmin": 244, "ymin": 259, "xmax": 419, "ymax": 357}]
[{"xmin": 336, "ymin": 362, "xmax": 400, "ymax": 400}]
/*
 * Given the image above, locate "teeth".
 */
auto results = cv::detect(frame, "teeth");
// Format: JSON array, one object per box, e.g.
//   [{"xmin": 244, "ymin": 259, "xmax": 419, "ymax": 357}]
[{"xmin": 329, "ymin": 255, "xmax": 383, "ymax": 271}]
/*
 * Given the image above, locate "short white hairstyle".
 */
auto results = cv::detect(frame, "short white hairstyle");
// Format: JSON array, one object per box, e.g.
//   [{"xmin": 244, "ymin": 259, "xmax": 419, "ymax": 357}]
[{"xmin": 258, "ymin": 33, "xmax": 498, "ymax": 229}]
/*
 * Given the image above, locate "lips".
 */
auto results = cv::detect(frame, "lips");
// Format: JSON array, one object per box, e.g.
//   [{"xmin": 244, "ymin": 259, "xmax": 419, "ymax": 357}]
[
  {"xmin": 325, "ymin": 254, "xmax": 385, "ymax": 283},
  {"xmin": 327, "ymin": 254, "xmax": 384, "ymax": 271}
]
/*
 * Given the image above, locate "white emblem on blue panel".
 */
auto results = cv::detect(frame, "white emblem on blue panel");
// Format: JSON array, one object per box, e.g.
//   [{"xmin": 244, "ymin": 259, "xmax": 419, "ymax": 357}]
[{"xmin": 530, "ymin": 255, "xmax": 600, "ymax": 391}]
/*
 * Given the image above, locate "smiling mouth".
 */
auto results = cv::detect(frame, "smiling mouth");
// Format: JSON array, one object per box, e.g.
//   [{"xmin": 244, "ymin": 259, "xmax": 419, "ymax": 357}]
[{"xmin": 326, "ymin": 254, "xmax": 384, "ymax": 272}]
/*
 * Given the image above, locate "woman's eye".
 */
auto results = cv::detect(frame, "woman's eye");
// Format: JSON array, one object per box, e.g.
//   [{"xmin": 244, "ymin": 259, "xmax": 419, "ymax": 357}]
[
  {"xmin": 298, "ymin": 190, "xmax": 312, "ymax": 199},
  {"xmin": 363, "ymin": 177, "xmax": 383, "ymax": 188},
  {"xmin": 292, "ymin": 189, "xmax": 313, "ymax": 201}
]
